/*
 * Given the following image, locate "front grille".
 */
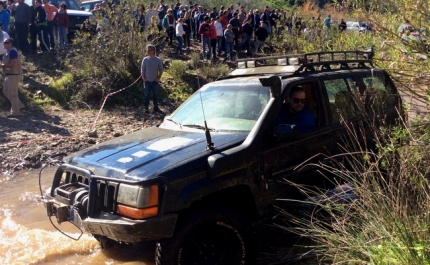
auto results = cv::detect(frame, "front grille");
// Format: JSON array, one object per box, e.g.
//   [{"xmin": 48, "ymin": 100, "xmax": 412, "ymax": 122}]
[{"xmin": 60, "ymin": 170, "xmax": 118, "ymax": 213}]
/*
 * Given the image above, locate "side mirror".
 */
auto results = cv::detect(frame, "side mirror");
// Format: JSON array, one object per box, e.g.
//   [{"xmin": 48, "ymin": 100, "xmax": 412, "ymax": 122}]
[{"xmin": 275, "ymin": 124, "xmax": 300, "ymax": 141}]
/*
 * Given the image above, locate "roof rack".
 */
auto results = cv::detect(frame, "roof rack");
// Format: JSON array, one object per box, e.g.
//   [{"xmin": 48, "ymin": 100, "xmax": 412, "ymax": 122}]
[{"xmin": 235, "ymin": 49, "xmax": 374, "ymax": 74}]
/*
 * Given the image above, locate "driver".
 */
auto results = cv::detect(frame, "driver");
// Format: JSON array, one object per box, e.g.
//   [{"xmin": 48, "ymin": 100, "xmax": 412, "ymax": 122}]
[{"xmin": 276, "ymin": 87, "xmax": 316, "ymax": 132}]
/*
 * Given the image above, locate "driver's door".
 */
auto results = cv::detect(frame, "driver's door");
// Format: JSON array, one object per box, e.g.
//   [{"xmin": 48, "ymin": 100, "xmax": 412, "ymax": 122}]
[{"xmin": 263, "ymin": 80, "xmax": 335, "ymax": 210}]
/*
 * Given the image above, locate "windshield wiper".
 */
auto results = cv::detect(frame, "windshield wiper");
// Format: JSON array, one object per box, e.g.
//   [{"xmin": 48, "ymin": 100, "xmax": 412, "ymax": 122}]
[
  {"xmin": 166, "ymin": 118, "xmax": 182, "ymax": 130},
  {"xmin": 183, "ymin": 124, "xmax": 217, "ymax": 132}
]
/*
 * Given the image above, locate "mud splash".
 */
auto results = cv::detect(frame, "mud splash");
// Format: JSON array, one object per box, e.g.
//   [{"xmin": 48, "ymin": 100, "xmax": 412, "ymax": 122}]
[{"xmin": 0, "ymin": 169, "xmax": 155, "ymax": 265}]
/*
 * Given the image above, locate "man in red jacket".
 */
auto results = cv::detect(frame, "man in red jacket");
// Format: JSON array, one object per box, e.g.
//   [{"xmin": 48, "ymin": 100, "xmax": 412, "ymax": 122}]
[
  {"xmin": 198, "ymin": 16, "xmax": 211, "ymax": 61},
  {"xmin": 53, "ymin": 2, "xmax": 68, "ymax": 49}
]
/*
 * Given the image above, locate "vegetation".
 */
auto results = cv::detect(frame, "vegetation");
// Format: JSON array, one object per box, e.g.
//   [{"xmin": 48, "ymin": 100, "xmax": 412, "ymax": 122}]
[
  {"xmin": 276, "ymin": 118, "xmax": 430, "ymax": 264},
  {"xmin": 270, "ymin": 0, "xmax": 430, "ymax": 264}
]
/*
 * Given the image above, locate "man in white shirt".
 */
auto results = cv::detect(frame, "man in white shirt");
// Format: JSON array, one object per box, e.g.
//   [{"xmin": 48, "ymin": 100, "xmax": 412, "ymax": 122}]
[
  {"xmin": 145, "ymin": 2, "xmax": 158, "ymax": 31},
  {"xmin": 214, "ymin": 15, "xmax": 223, "ymax": 56},
  {"xmin": 0, "ymin": 22, "xmax": 10, "ymax": 61}
]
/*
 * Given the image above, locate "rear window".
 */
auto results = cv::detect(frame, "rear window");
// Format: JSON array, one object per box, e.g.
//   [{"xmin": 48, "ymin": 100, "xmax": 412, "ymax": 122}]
[
  {"xmin": 81, "ymin": 3, "xmax": 93, "ymax": 11},
  {"xmin": 324, "ymin": 72, "xmax": 398, "ymax": 123},
  {"xmin": 361, "ymin": 75, "xmax": 397, "ymax": 111}
]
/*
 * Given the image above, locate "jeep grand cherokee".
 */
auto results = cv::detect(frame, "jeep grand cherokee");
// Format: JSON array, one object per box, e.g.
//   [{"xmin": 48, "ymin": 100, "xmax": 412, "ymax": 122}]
[{"xmin": 42, "ymin": 51, "xmax": 403, "ymax": 265}]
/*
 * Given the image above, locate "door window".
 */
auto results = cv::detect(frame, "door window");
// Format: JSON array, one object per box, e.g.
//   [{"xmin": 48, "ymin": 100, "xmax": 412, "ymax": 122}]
[
  {"xmin": 324, "ymin": 78, "xmax": 360, "ymax": 122},
  {"xmin": 361, "ymin": 75, "xmax": 397, "ymax": 112},
  {"xmin": 276, "ymin": 82, "xmax": 320, "ymax": 132}
]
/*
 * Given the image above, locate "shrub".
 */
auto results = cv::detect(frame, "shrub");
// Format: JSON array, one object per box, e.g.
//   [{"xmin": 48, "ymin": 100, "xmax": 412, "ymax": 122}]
[
  {"xmin": 200, "ymin": 63, "xmax": 231, "ymax": 81},
  {"xmin": 47, "ymin": 73, "xmax": 74, "ymax": 104},
  {"xmin": 276, "ymin": 118, "xmax": 430, "ymax": 264},
  {"xmin": 190, "ymin": 52, "xmax": 201, "ymax": 69},
  {"xmin": 168, "ymin": 60, "xmax": 189, "ymax": 80}
]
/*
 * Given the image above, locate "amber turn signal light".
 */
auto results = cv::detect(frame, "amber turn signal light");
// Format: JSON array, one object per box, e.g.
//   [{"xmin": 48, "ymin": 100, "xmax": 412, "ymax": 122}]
[{"xmin": 117, "ymin": 205, "xmax": 158, "ymax": 219}]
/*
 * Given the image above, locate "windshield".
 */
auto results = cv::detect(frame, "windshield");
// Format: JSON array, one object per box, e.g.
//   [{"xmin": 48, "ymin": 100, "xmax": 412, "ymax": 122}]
[{"xmin": 167, "ymin": 80, "xmax": 270, "ymax": 132}]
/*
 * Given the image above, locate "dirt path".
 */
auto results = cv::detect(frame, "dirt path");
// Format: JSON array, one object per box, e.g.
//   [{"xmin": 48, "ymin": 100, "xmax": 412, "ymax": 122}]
[{"xmin": 0, "ymin": 106, "xmax": 169, "ymax": 176}]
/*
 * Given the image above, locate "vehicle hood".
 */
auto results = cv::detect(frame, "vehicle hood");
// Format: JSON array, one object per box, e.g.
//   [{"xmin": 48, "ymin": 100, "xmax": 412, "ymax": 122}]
[
  {"xmin": 66, "ymin": 127, "xmax": 247, "ymax": 181},
  {"xmin": 66, "ymin": 10, "xmax": 93, "ymax": 16}
]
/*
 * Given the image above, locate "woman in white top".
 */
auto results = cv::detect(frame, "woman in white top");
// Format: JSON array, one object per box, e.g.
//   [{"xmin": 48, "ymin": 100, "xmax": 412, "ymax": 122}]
[
  {"xmin": 0, "ymin": 22, "xmax": 10, "ymax": 62},
  {"xmin": 175, "ymin": 18, "xmax": 185, "ymax": 54}
]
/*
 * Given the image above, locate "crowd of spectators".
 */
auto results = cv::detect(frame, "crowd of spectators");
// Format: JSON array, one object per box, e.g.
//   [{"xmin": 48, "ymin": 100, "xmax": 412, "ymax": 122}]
[
  {"xmin": 0, "ymin": 0, "xmax": 71, "ymax": 55},
  {"xmin": 0, "ymin": 0, "xmax": 354, "ymax": 61},
  {"xmin": 101, "ymin": 0, "xmax": 344, "ymax": 62}
]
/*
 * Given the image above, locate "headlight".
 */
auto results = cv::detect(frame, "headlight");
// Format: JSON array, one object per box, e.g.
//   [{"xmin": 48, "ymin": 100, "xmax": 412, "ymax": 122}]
[{"xmin": 116, "ymin": 184, "xmax": 159, "ymax": 219}]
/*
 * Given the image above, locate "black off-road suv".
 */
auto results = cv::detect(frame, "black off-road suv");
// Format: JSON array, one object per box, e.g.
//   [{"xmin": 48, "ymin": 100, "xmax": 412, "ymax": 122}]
[{"xmin": 42, "ymin": 51, "xmax": 403, "ymax": 264}]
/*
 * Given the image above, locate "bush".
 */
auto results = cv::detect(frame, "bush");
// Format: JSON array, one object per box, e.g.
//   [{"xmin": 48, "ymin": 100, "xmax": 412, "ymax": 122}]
[
  {"xmin": 168, "ymin": 60, "xmax": 189, "ymax": 80},
  {"xmin": 190, "ymin": 52, "xmax": 201, "ymax": 69},
  {"xmin": 47, "ymin": 73, "xmax": 74, "ymax": 104},
  {"xmin": 276, "ymin": 118, "xmax": 430, "ymax": 264},
  {"xmin": 200, "ymin": 63, "xmax": 231, "ymax": 81}
]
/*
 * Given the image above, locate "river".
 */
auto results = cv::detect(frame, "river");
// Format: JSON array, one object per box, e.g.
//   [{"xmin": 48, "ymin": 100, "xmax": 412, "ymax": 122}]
[{"xmin": 0, "ymin": 168, "xmax": 155, "ymax": 265}]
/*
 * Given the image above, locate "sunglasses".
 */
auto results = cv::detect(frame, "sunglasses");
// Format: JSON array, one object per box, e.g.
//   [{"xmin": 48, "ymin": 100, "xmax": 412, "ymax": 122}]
[{"xmin": 292, "ymin": 98, "xmax": 306, "ymax": 104}]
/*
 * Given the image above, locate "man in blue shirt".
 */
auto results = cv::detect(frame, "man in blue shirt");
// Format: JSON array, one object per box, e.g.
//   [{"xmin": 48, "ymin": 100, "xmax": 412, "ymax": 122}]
[
  {"xmin": 0, "ymin": 2, "xmax": 10, "ymax": 32},
  {"xmin": 276, "ymin": 87, "xmax": 315, "ymax": 132},
  {"xmin": 2, "ymin": 38, "xmax": 25, "ymax": 117}
]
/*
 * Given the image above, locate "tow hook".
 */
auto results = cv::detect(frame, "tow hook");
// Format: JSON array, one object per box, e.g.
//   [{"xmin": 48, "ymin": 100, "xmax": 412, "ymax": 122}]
[{"xmin": 96, "ymin": 236, "xmax": 117, "ymax": 249}]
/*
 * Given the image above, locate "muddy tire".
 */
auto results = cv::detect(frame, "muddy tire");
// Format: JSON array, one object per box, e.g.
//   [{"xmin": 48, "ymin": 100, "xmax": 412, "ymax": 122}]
[{"xmin": 155, "ymin": 207, "xmax": 256, "ymax": 265}]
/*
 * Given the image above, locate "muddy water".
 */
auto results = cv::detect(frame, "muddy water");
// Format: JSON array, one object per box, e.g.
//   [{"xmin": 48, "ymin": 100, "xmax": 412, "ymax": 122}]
[{"xmin": 0, "ymin": 168, "xmax": 155, "ymax": 265}]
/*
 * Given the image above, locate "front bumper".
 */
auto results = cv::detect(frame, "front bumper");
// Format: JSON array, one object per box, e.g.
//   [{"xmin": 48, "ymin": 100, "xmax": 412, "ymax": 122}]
[
  {"xmin": 44, "ymin": 164, "xmax": 177, "ymax": 243},
  {"xmin": 44, "ymin": 194, "xmax": 178, "ymax": 243}
]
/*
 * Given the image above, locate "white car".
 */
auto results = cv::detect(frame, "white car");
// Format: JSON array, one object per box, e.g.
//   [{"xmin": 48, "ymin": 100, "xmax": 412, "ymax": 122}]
[{"xmin": 346, "ymin": 21, "xmax": 372, "ymax": 33}]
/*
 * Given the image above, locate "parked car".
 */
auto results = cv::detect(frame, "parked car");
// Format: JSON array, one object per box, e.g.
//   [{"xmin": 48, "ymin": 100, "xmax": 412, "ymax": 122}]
[
  {"xmin": 25, "ymin": 0, "xmax": 92, "ymax": 38},
  {"xmin": 398, "ymin": 23, "xmax": 429, "ymax": 59},
  {"xmin": 346, "ymin": 21, "xmax": 372, "ymax": 33},
  {"xmin": 42, "ymin": 51, "xmax": 403, "ymax": 265},
  {"xmin": 80, "ymin": 0, "xmax": 103, "ymax": 12}
]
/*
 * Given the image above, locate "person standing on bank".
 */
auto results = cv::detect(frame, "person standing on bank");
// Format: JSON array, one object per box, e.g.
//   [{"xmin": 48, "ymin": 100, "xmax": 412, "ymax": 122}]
[
  {"xmin": 175, "ymin": 18, "xmax": 185, "ymax": 54},
  {"xmin": 53, "ymin": 2, "xmax": 68, "ymax": 49},
  {"xmin": 0, "ymin": 2, "xmax": 10, "ymax": 33},
  {"xmin": 42, "ymin": 0, "xmax": 58, "ymax": 50},
  {"xmin": 141, "ymin": 44, "xmax": 163, "ymax": 114},
  {"xmin": 34, "ymin": 0, "xmax": 50, "ymax": 52},
  {"xmin": 10, "ymin": 0, "xmax": 31, "ymax": 54},
  {"xmin": 0, "ymin": 22, "xmax": 11, "ymax": 62},
  {"xmin": 2, "ymin": 38, "xmax": 25, "ymax": 117}
]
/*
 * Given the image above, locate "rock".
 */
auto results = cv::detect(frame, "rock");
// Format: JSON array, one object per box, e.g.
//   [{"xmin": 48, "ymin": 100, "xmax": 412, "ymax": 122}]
[
  {"xmin": 24, "ymin": 154, "xmax": 36, "ymax": 162},
  {"xmin": 113, "ymin": 132, "xmax": 122, "ymax": 137},
  {"xmin": 88, "ymin": 139, "xmax": 96, "ymax": 144},
  {"xmin": 88, "ymin": 130, "xmax": 98, "ymax": 138}
]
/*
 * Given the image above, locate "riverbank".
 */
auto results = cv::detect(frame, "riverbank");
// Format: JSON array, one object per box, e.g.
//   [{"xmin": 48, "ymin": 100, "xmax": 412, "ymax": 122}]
[{"xmin": 0, "ymin": 106, "xmax": 171, "ymax": 176}]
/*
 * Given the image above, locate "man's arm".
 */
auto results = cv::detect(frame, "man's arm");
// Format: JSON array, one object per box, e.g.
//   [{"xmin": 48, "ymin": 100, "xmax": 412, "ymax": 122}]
[
  {"xmin": 156, "ymin": 59, "xmax": 163, "ymax": 82},
  {"xmin": 2, "ymin": 58, "xmax": 18, "ymax": 71},
  {"xmin": 297, "ymin": 108, "xmax": 316, "ymax": 132},
  {"xmin": 10, "ymin": 3, "xmax": 16, "ymax": 17},
  {"xmin": 140, "ymin": 58, "xmax": 146, "ymax": 81}
]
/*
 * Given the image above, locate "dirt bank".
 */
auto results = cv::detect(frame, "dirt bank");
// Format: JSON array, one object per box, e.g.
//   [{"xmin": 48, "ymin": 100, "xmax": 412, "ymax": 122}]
[{"xmin": 0, "ymin": 105, "xmax": 174, "ymax": 176}]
